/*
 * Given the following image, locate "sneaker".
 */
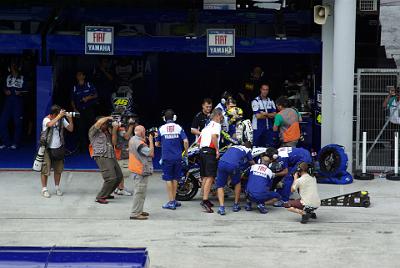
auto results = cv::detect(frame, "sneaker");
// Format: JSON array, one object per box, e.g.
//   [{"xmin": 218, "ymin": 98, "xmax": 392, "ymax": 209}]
[
  {"xmin": 129, "ymin": 215, "xmax": 148, "ymax": 220},
  {"xmin": 217, "ymin": 206, "xmax": 226, "ymax": 215},
  {"xmin": 232, "ymin": 203, "xmax": 241, "ymax": 212},
  {"xmin": 95, "ymin": 198, "xmax": 108, "ymax": 204},
  {"xmin": 245, "ymin": 202, "xmax": 253, "ymax": 211},
  {"xmin": 55, "ymin": 189, "xmax": 63, "ymax": 196},
  {"xmin": 200, "ymin": 200, "xmax": 214, "ymax": 213},
  {"xmin": 41, "ymin": 188, "xmax": 50, "ymax": 198},
  {"xmin": 0, "ymin": 145, "xmax": 6, "ymax": 149},
  {"xmin": 9, "ymin": 144, "xmax": 17, "ymax": 150},
  {"xmin": 206, "ymin": 200, "xmax": 215, "ymax": 207},
  {"xmin": 141, "ymin": 212, "xmax": 150, "ymax": 217},
  {"xmin": 301, "ymin": 213, "xmax": 311, "ymax": 224},
  {"xmin": 115, "ymin": 188, "xmax": 132, "ymax": 196},
  {"xmin": 273, "ymin": 200, "xmax": 285, "ymax": 207},
  {"xmin": 257, "ymin": 203, "xmax": 268, "ymax": 214},
  {"xmin": 174, "ymin": 200, "xmax": 182, "ymax": 207},
  {"xmin": 162, "ymin": 201, "xmax": 176, "ymax": 210}
]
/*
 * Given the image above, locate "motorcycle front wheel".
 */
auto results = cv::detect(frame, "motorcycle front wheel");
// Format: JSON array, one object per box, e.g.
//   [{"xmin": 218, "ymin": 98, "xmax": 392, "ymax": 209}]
[{"xmin": 176, "ymin": 174, "xmax": 200, "ymax": 201}]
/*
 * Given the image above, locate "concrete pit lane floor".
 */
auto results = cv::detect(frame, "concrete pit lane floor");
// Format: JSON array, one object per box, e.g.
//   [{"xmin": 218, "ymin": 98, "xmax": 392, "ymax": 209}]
[{"xmin": 0, "ymin": 171, "xmax": 399, "ymax": 268}]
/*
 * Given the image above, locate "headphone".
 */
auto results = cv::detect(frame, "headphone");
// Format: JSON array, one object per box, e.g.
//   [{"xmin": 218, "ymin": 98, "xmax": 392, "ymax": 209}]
[
  {"xmin": 221, "ymin": 91, "xmax": 232, "ymax": 105},
  {"xmin": 162, "ymin": 109, "xmax": 177, "ymax": 122},
  {"xmin": 265, "ymin": 147, "xmax": 279, "ymax": 160}
]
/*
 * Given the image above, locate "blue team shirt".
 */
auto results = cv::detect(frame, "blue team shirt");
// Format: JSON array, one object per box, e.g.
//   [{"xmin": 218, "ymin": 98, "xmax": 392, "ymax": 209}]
[
  {"xmin": 72, "ymin": 82, "xmax": 97, "ymax": 110},
  {"xmin": 156, "ymin": 121, "xmax": 188, "ymax": 161},
  {"xmin": 251, "ymin": 96, "xmax": 276, "ymax": 130},
  {"xmin": 220, "ymin": 145, "xmax": 253, "ymax": 168},
  {"xmin": 246, "ymin": 164, "xmax": 274, "ymax": 197},
  {"xmin": 278, "ymin": 147, "xmax": 312, "ymax": 173}
]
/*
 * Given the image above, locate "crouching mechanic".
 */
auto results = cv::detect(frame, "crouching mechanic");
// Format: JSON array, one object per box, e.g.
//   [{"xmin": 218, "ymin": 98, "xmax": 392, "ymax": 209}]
[
  {"xmin": 89, "ymin": 116, "xmax": 123, "ymax": 204},
  {"xmin": 216, "ymin": 141, "xmax": 255, "ymax": 215},
  {"xmin": 273, "ymin": 146, "xmax": 312, "ymax": 207},
  {"xmin": 156, "ymin": 109, "xmax": 189, "ymax": 210},
  {"xmin": 284, "ymin": 162, "xmax": 320, "ymax": 224},
  {"xmin": 245, "ymin": 153, "xmax": 281, "ymax": 214}
]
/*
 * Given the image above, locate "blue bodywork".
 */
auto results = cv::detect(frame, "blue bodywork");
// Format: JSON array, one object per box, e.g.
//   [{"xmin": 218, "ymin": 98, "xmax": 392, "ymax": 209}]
[{"xmin": 0, "ymin": 246, "xmax": 149, "ymax": 268}]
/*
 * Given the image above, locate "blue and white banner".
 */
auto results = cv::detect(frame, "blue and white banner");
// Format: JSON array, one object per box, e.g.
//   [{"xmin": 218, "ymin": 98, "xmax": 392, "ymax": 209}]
[
  {"xmin": 85, "ymin": 26, "xmax": 114, "ymax": 55},
  {"xmin": 207, "ymin": 29, "xmax": 235, "ymax": 57}
]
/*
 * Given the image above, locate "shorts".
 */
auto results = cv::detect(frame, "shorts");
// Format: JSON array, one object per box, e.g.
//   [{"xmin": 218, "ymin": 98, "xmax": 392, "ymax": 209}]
[
  {"xmin": 199, "ymin": 147, "xmax": 217, "ymax": 178},
  {"xmin": 247, "ymin": 191, "xmax": 281, "ymax": 204},
  {"xmin": 162, "ymin": 159, "xmax": 182, "ymax": 181},
  {"xmin": 117, "ymin": 159, "xmax": 130, "ymax": 178},
  {"xmin": 41, "ymin": 149, "xmax": 64, "ymax": 176},
  {"xmin": 284, "ymin": 199, "xmax": 304, "ymax": 210},
  {"xmin": 216, "ymin": 161, "xmax": 241, "ymax": 188}
]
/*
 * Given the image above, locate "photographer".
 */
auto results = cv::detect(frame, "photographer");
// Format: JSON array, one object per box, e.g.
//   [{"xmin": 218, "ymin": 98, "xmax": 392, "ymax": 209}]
[
  {"xmin": 284, "ymin": 162, "xmax": 320, "ymax": 224},
  {"xmin": 113, "ymin": 113, "xmax": 139, "ymax": 196},
  {"xmin": 40, "ymin": 105, "xmax": 74, "ymax": 198},
  {"xmin": 129, "ymin": 125, "xmax": 154, "ymax": 220},
  {"xmin": 89, "ymin": 116, "xmax": 123, "ymax": 204}
]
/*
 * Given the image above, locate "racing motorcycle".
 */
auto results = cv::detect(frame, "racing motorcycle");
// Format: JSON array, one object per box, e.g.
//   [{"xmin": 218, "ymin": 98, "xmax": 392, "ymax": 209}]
[{"xmin": 176, "ymin": 144, "xmax": 267, "ymax": 201}]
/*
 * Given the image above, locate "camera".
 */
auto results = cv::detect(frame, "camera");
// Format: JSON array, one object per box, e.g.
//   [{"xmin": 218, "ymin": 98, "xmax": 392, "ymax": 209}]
[
  {"xmin": 146, "ymin": 127, "xmax": 158, "ymax": 137},
  {"xmin": 65, "ymin": 112, "xmax": 80, "ymax": 118}
]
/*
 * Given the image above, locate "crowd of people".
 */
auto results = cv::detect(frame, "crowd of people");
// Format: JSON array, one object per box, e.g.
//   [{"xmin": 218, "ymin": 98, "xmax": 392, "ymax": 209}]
[{"xmin": 36, "ymin": 67, "xmax": 320, "ymax": 224}]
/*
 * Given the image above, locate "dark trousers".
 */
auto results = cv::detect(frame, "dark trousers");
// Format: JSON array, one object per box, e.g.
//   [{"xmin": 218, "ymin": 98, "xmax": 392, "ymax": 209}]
[
  {"xmin": 0, "ymin": 96, "xmax": 23, "ymax": 146},
  {"xmin": 78, "ymin": 106, "xmax": 96, "ymax": 151},
  {"xmin": 95, "ymin": 157, "xmax": 123, "ymax": 199}
]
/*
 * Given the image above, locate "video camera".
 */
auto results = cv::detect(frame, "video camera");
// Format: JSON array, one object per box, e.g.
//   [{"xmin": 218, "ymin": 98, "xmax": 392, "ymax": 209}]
[
  {"xmin": 145, "ymin": 127, "xmax": 158, "ymax": 137},
  {"xmin": 109, "ymin": 112, "xmax": 138, "ymax": 128}
]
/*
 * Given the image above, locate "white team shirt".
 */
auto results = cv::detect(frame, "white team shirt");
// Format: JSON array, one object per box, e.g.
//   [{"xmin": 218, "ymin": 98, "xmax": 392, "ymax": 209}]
[
  {"xmin": 199, "ymin": 121, "xmax": 221, "ymax": 149},
  {"xmin": 215, "ymin": 102, "xmax": 229, "ymax": 132},
  {"xmin": 42, "ymin": 117, "xmax": 69, "ymax": 149}
]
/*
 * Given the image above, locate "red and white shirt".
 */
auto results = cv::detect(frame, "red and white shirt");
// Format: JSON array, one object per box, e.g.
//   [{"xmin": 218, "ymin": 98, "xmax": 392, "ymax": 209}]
[{"xmin": 198, "ymin": 121, "xmax": 221, "ymax": 149}]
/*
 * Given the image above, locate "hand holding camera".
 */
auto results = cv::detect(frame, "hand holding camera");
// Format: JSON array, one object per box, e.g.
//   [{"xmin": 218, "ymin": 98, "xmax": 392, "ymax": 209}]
[{"xmin": 58, "ymin": 109, "xmax": 66, "ymax": 119}]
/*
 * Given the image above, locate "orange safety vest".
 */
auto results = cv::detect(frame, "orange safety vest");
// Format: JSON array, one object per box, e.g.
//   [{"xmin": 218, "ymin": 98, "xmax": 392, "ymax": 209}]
[
  {"xmin": 279, "ymin": 108, "xmax": 300, "ymax": 143},
  {"xmin": 88, "ymin": 144, "xmax": 94, "ymax": 158},
  {"xmin": 128, "ymin": 140, "xmax": 145, "ymax": 175}
]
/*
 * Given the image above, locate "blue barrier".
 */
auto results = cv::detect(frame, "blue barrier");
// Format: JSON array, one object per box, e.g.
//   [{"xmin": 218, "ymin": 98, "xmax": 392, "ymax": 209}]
[
  {"xmin": 0, "ymin": 246, "xmax": 149, "ymax": 268},
  {"xmin": 0, "ymin": 34, "xmax": 41, "ymax": 54},
  {"xmin": 47, "ymin": 35, "xmax": 321, "ymax": 55}
]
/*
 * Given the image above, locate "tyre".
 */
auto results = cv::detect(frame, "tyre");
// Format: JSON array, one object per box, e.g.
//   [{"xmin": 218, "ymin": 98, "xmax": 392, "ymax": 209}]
[
  {"xmin": 363, "ymin": 200, "xmax": 371, "ymax": 208},
  {"xmin": 318, "ymin": 144, "xmax": 348, "ymax": 178},
  {"xmin": 176, "ymin": 172, "xmax": 200, "ymax": 201}
]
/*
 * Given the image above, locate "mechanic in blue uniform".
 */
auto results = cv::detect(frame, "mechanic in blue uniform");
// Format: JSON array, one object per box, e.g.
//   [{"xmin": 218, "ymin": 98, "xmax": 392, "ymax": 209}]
[
  {"xmin": 273, "ymin": 146, "xmax": 312, "ymax": 207},
  {"xmin": 71, "ymin": 71, "xmax": 98, "ymax": 152},
  {"xmin": 251, "ymin": 83, "xmax": 276, "ymax": 147},
  {"xmin": 156, "ymin": 109, "xmax": 189, "ymax": 210},
  {"xmin": 216, "ymin": 141, "xmax": 255, "ymax": 215},
  {"xmin": 245, "ymin": 153, "xmax": 282, "ymax": 214},
  {"xmin": 0, "ymin": 61, "xmax": 26, "ymax": 149}
]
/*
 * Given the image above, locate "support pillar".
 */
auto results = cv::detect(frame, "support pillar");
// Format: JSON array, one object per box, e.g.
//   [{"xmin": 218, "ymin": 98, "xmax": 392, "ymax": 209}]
[
  {"xmin": 331, "ymin": 0, "xmax": 357, "ymax": 171},
  {"xmin": 36, "ymin": 65, "xmax": 53, "ymax": 147},
  {"xmin": 321, "ymin": 0, "xmax": 334, "ymax": 146}
]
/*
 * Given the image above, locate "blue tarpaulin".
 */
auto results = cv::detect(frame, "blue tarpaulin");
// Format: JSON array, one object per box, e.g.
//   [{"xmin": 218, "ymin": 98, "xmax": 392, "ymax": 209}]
[
  {"xmin": 0, "ymin": 246, "xmax": 149, "ymax": 268},
  {"xmin": 47, "ymin": 35, "xmax": 321, "ymax": 55}
]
